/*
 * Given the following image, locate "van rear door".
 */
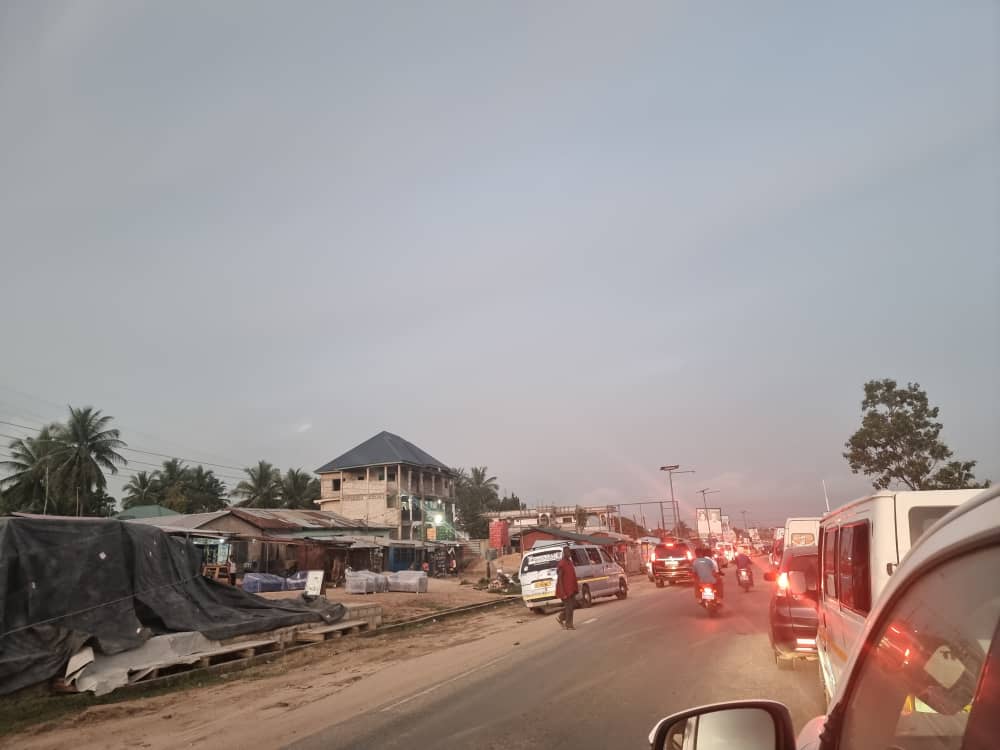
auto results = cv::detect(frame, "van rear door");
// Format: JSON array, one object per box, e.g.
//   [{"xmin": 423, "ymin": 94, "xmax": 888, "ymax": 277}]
[{"xmin": 893, "ymin": 490, "xmax": 977, "ymax": 560}]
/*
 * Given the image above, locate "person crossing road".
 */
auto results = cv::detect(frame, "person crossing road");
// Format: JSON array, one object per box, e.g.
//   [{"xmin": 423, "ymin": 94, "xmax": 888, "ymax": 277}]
[{"xmin": 555, "ymin": 546, "xmax": 578, "ymax": 630}]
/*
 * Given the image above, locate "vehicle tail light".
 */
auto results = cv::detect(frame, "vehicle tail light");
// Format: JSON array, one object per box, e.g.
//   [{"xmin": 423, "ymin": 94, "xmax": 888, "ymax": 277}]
[
  {"xmin": 686, "ymin": 550, "xmax": 693, "ymax": 561},
  {"xmin": 777, "ymin": 572, "xmax": 789, "ymax": 592}
]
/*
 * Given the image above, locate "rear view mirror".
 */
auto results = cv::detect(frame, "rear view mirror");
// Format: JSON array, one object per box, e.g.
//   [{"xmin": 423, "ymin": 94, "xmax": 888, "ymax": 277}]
[
  {"xmin": 763, "ymin": 571, "xmax": 776, "ymax": 582},
  {"xmin": 649, "ymin": 701, "xmax": 796, "ymax": 750}
]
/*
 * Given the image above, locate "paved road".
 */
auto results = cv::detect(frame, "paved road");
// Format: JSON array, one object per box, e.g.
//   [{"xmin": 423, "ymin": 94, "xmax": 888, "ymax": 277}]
[{"xmin": 290, "ymin": 561, "xmax": 825, "ymax": 749}]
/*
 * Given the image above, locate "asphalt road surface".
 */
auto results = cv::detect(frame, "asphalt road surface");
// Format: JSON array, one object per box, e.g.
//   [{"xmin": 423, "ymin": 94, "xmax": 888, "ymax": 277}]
[{"xmin": 290, "ymin": 561, "xmax": 826, "ymax": 750}]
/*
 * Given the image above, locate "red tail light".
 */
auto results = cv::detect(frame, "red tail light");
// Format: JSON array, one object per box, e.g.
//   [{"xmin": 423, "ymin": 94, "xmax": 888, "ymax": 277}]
[{"xmin": 777, "ymin": 572, "xmax": 789, "ymax": 592}]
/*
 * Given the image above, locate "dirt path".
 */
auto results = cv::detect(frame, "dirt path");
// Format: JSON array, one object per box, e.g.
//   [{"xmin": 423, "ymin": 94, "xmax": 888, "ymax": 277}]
[{"xmin": 2, "ymin": 603, "xmax": 530, "ymax": 750}]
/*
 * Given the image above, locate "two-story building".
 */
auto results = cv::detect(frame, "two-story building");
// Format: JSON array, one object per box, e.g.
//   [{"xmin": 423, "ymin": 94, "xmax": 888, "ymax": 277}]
[{"xmin": 314, "ymin": 431, "xmax": 458, "ymax": 540}]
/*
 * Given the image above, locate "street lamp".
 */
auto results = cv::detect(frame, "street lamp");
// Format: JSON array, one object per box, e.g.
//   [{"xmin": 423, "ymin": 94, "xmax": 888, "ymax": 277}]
[
  {"xmin": 660, "ymin": 465, "xmax": 695, "ymax": 535},
  {"xmin": 434, "ymin": 513, "xmax": 443, "ymax": 525}
]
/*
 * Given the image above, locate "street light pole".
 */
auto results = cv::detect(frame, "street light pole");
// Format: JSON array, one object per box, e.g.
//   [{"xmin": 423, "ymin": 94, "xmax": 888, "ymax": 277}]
[
  {"xmin": 742, "ymin": 510, "xmax": 750, "ymax": 535},
  {"xmin": 660, "ymin": 465, "xmax": 695, "ymax": 535},
  {"xmin": 697, "ymin": 488, "xmax": 720, "ymax": 540}
]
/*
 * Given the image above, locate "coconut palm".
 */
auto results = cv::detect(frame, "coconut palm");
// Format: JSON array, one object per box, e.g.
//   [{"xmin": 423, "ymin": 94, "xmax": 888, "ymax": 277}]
[
  {"xmin": 280, "ymin": 468, "xmax": 321, "ymax": 509},
  {"xmin": 185, "ymin": 465, "xmax": 228, "ymax": 513},
  {"xmin": 122, "ymin": 471, "xmax": 159, "ymax": 509},
  {"xmin": 233, "ymin": 460, "xmax": 282, "ymax": 508},
  {"xmin": 49, "ymin": 407, "xmax": 127, "ymax": 515},
  {"xmin": 0, "ymin": 424, "xmax": 61, "ymax": 513},
  {"xmin": 467, "ymin": 466, "xmax": 499, "ymax": 496}
]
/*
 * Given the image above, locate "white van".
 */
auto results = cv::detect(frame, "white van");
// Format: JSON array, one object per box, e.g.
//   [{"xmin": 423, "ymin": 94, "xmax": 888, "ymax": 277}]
[
  {"xmin": 816, "ymin": 488, "xmax": 980, "ymax": 704},
  {"xmin": 519, "ymin": 541, "xmax": 628, "ymax": 613},
  {"xmin": 784, "ymin": 517, "xmax": 820, "ymax": 548}
]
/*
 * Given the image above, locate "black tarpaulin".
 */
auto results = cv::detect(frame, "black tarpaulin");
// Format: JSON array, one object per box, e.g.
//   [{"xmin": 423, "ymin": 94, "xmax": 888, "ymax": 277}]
[{"xmin": 0, "ymin": 516, "xmax": 346, "ymax": 695}]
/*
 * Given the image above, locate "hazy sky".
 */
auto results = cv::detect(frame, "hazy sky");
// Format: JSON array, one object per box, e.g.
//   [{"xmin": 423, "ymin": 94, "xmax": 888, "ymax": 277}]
[{"xmin": 2, "ymin": 2, "xmax": 998, "ymax": 527}]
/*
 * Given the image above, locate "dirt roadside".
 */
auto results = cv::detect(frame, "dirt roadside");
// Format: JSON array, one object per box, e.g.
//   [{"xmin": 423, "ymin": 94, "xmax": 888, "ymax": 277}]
[
  {"xmin": 1, "ymin": 602, "xmax": 530, "ymax": 750},
  {"xmin": 259, "ymin": 575, "xmax": 504, "ymax": 622}
]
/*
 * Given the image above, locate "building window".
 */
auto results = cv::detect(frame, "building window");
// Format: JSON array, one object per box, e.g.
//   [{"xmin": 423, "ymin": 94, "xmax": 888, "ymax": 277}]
[
  {"xmin": 387, "ymin": 493, "xmax": 398, "ymax": 508},
  {"xmin": 377, "ymin": 469, "xmax": 385, "ymax": 481},
  {"xmin": 332, "ymin": 478, "xmax": 341, "ymax": 492},
  {"xmin": 356, "ymin": 472, "xmax": 365, "ymax": 480},
  {"xmin": 387, "ymin": 470, "xmax": 396, "ymax": 482}
]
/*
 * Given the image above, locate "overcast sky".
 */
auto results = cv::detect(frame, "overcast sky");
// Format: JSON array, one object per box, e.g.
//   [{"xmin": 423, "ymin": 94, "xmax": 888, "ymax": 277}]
[{"xmin": 2, "ymin": 2, "xmax": 997, "ymax": 527}]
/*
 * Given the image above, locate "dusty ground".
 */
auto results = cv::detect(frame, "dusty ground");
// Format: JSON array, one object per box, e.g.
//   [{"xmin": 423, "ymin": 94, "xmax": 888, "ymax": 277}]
[
  {"xmin": 2, "ymin": 602, "xmax": 526, "ymax": 750},
  {"xmin": 258, "ymin": 576, "xmax": 502, "ymax": 622}
]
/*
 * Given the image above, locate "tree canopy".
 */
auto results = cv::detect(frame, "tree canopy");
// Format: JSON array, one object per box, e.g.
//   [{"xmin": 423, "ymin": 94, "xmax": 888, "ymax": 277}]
[{"xmin": 844, "ymin": 379, "xmax": 989, "ymax": 491}]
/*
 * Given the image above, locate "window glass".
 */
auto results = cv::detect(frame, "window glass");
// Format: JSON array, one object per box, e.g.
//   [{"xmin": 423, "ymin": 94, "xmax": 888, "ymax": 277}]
[
  {"xmin": 599, "ymin": 549, "xmax": 614, "ymax": 564},
  {"xmin": 839, "ymin": 523, "xmax": 871, "ymax": 613},
  {"xmin": 586, "ymin": 548, "xmax": 602, "ymax": 564},
  {"xmin": 521, "ymin": 549, "xmax": 562, "ymax": 573},
  {"xmin": 909, "ymin": 506, "xmax": 954, "ymax": 546},
  {"xmin": 823, "ymin": 528, "xmax": 838, "ymax": 599},
  {"xmin": 571, "ymin": 549, "xmax": 590, "ymax": 566},
  {"xmin": 840, "ymin": 545, "xmax": 1000, "ymax": 750}
]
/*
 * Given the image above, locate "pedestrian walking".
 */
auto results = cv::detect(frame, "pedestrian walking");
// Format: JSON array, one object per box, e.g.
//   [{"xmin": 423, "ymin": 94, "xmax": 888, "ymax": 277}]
[{"xmin": 555, "ymin": 546, "xmax": 578, "ymax": 630}]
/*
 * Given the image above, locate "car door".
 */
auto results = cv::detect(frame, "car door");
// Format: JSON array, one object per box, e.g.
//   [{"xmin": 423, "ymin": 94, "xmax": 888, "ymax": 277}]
[
  {"xmin": 834, "ymin": 543, "xmax": 1000, "ymax": 750},
  {"xmin": 570, "ymin": 547, "xmax": 593, "ymax": 590},
  {"xmin": 583, "ymin": 546, "xmax": 610, "ymax": 594}
]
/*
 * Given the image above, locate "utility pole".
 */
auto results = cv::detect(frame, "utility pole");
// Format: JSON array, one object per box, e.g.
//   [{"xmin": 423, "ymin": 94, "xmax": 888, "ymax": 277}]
[
  {"xmin": 697, "ymin": 488, "xmax": 720, "ymax": 540},
  {"xmin": 660, "ymin": 465, "xmax": 695, "ymax": 535},
  {"xmin": 742, "ymin": 510, "xmax": 750, "ymax": 535},
  {"xmin": 43, "ymin": 464, "xmax": 49, "ymax": 515}
]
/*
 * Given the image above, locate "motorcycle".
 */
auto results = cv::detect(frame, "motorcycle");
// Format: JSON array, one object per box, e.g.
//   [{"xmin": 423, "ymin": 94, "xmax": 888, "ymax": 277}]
[
  {"xmin": 737, "ymin": 566, "xmax": 753, "ymax": 591},
  {"xmin": 698, "ymin": 582, "xmax": 722, "ymax": 617}
]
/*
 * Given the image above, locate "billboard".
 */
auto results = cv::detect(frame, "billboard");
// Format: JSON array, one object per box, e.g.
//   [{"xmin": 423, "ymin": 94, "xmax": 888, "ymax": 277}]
[{"xmin": 695, "ymin": 508, "xmax": 723, "ymax": 539}]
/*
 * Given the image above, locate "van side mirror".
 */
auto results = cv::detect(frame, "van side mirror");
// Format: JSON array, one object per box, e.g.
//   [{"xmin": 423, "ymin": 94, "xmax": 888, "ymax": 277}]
[
  {"xmin": 763, "ymin": 571, "xmax": 776, "ymax": 582},
  {"xmin": 649, "ymin": 701, "xmax": 797, "ymax": 750}
]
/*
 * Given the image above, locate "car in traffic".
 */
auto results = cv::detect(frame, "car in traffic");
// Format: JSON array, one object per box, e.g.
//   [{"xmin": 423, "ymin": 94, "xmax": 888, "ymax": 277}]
[
  {"xmin": 816, "ymin": 488, "xmax": 979, "ymax": 703},
  {"xmin": 519, "ymin": 541, "xmax": 627, "ymax": 612},
  {"xmin": 648, "ymin": 540, "xmax": 694, "ymax": 587},
  {"xmin": 764, "ymin": 545, "xmax": 819, "ymax": 669},
  {"xmin": 648, "ymin": 484, "xmax": 1000, "ymax": 750}
]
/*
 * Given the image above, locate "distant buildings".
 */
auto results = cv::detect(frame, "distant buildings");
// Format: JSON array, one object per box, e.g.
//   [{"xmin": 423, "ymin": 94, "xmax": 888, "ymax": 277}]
[{"xmin": 314, "ymin": 431, "xmax": 458, "ymax": 540}]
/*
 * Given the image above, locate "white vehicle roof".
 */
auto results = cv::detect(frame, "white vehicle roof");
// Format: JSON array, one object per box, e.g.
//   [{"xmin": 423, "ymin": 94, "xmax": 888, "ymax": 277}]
[
  {"xmin": 827, "ymin": 484, "xmax": 1000, "ymax": 707},
  {"xmin": 821, "ymin": 489, "xmax": 980, "ymax": 521}
]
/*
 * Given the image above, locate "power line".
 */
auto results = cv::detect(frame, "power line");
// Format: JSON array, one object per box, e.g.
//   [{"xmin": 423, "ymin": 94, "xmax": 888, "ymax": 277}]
[{"xmin": 0, "ymin": 419, "xmax": 249, "ymax": 474}]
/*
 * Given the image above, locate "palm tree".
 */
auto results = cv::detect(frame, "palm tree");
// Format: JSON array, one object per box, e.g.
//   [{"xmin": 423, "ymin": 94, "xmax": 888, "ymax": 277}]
[
  {"xmin": 186, "ymin": 465, "xmax": 228, "ymax": 513},
  {"xmin": 122, "ymin": 471, "xmax": 159, "ymax": 509},
  {"xmin": 280, "ymin": 468, "xmax": 321, "ymax": 509},
  {"xmin": 468, "ymin": 466, "xmax": 499, "ymax": 496},
  {"xmin": 0, "ymin": 424, "xmax": 61, "ymax": 513},
  {"xmin": 50, "ymin": 406, "xmax": 127, "ymax": 515},
  {"xmin": 233, "ymin": 460, "xmax": 282, "ymax": 508}
]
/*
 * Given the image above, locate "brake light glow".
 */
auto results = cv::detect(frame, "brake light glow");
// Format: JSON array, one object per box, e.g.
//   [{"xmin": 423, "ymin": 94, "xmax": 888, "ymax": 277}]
[{"xmin": 777, "ymin": 572, "xmax": 789, "ymax": 591}]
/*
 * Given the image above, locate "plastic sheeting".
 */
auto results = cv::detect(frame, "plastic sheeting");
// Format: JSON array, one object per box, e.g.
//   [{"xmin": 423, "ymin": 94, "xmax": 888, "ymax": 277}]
[
  {"xmin": 0, "ymin": 516, "xmax": 346, "ymax": 695},
  {"xmin": 344, "ymin": 570, "xmax": 389, "ymax": 594},
  {"xmin": 387, "ymin": 571, "xmax": 428, "ymax": 593}
]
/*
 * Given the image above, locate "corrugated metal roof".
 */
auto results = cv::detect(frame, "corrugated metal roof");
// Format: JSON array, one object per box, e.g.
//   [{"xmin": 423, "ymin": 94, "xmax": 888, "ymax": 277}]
[
  {"xmin": 315, "ymin": 431, "xmax": 452, "ymax": 474},
  {"xmin": 125, "ymin": 508, "xmax": 390, "ymax": 532},
  {"xmin": 127, "ymin": 511, "xmax": 230, "ymax": 529}
]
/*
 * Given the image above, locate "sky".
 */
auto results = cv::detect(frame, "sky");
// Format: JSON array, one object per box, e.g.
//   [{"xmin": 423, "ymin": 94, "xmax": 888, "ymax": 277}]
[{"xmin": 1, "ymin": 1, "xmax": 998, "ymax": 528}]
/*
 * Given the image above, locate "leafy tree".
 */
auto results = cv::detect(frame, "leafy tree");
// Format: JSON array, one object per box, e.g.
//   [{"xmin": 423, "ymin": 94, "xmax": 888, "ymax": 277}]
[
  {"xmin": 497, "ymin": 493, "xmax": 526, "ymax": 511},
  {"xmin": 122, "ymin": 471, "xmax": 160, "ymax": 509},
  {"xmin": 233, "ymin": 460, "xmax": 282, "ymax": 507},
  {"xmin": 844, "ymin": 379, "xmax": 989, "ymax": 490},
  {"xmin": 280, "ymin": 468, "xmax": 321, "ymax": 509},
  {"xmin": 617, "ymin": 516, "xmax": 647, "ymax": 538},
  {"xmin": 0, "ymin": 424, "xmax": 61, "ymax": 513}
]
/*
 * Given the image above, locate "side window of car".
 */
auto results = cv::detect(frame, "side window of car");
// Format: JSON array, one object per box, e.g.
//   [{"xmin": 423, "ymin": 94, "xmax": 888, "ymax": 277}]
[
  {"xmin": 823, "ymin": 527, "xmax": 838, "ymax": 600},
  {"xmin": 838, "ymin": 522, "xmax": 871, "ymax": 614},
  {"xmin": 586, "ymin": 548, "xmax": 602, "ymax": 565},
  {"xmin": 571, "ymin": 549, "xmax": 590, "ymax": 566},
  {"xmin": 599, "ymin": 549, "xmax": 614, "ymax": 565},
  {"xmin": 839, "ymin": 545, "xmax": 1000, "ymax": 750}
]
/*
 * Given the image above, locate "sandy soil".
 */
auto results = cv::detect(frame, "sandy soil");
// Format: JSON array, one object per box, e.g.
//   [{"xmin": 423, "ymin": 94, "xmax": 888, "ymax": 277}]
[
  {"xmin": 3, "ymin": 604, "xmax": 528, "ymax": 750},
  {"xmin": 462, "ymin": 552, "xmax": 523, "ymax": 577},
  {"xmin": 258, "ymin": 576, "xmax": 502, "ymax": 622}
]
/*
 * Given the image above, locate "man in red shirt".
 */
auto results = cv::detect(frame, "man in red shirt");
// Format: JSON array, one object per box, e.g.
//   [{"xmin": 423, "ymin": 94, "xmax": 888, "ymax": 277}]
[{"xmin": 555, "ymin": 546, "xmax": 579, "ymax": 630}]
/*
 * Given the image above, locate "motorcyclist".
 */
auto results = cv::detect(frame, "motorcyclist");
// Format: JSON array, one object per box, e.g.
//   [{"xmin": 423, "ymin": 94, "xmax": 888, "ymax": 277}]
[
  {"xmin": 735, "ymin": 549, "xmax": 753, "ymax": 586},
  {"xmin": 692, "ymin": 546, "xmax": 723, "ymax": 602}
]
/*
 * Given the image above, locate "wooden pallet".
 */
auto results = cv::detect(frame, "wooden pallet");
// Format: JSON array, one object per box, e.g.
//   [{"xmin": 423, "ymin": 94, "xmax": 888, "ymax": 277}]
[
  {"xmin": 294, "ymin": 619, "xmax": 370, "ymax": 643},
  {"xmin": 126, "ymin": 638, "xmax": 281, "ymax": 684}
]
